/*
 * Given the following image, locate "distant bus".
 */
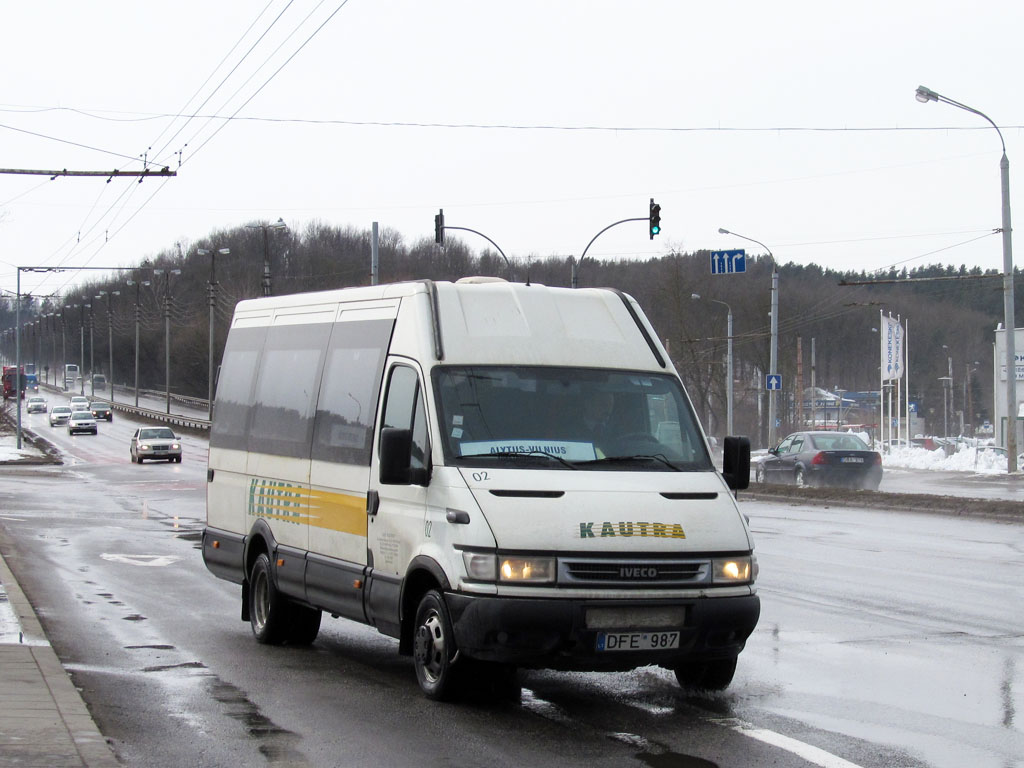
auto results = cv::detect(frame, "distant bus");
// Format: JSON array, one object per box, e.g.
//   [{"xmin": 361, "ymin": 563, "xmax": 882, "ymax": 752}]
[{"xmin": 64, "ymin": 363, "xmax": 80, "ymax": 390}]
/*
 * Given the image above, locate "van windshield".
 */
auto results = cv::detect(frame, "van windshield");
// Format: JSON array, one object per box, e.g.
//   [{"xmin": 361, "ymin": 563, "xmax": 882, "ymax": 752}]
[{"xmin": 433, "ymin": 366, "xmax": 713, "ymax": 471}]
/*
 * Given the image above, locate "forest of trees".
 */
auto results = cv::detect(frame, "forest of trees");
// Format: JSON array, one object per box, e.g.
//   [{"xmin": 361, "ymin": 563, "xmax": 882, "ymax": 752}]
[{"xmin": 1, "ymin": 220, "xmax": 1016, "ymax": 448}]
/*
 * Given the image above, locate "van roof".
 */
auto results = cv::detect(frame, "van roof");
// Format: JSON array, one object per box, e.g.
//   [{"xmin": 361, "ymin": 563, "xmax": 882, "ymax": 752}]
[{"xmin": 231, "ymin": 280, "xmax": 671, "ymax": 373}]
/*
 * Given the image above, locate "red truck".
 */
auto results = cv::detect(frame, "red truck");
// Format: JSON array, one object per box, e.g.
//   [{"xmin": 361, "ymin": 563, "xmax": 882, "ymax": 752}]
[{"xmin": 2, "ymin": 366, "xmax": 26, "ymax": 399}]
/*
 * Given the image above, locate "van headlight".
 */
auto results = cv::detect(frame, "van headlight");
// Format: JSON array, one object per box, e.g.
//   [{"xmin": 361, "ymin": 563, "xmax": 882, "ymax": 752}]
[
  {"xmin": 461, "ymin": 553, "xmax": 557, "ymax": 584},
  {"xmin": 499, "ymin": 557, "xmax": 556, "ymax": 583},
  {"xmin": 462, "ymin": 552, "xmax": 497, "ymax": 581},
  {"xmin": 712, "ymin": 555, "xmax": 757, "ymax": 584}
]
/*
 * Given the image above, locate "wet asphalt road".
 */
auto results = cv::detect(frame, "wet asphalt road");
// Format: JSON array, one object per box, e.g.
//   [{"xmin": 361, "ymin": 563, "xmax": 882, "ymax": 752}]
[{"xmin": 0, "ymin": 409, "xmax": 1021, "ymax": 768}]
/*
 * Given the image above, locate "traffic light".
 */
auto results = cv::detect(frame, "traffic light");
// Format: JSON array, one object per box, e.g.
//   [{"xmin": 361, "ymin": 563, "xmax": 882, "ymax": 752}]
[
  {"xmin": 434, "ymin": 209, "xmax": 445, "ymax": 246},
  {"xmin": 649, "ymin": 199, "xmax": 661, "ymax": 240}
]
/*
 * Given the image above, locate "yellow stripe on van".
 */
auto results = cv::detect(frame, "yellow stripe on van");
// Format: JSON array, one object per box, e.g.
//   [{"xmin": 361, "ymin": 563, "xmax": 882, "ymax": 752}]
[
  {"xmin": 308, "ymin": 488, "xmax": 367, "ymax": 537},
  {"xmin": 246, "ymin": 477, "xmax": 366, "ymax": 537}
]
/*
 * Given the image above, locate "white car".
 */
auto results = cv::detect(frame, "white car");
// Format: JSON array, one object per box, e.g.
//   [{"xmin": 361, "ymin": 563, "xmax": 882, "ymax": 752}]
[
  {"xmin": 67, "ymin": 409, "xmax": 98, "ymax": 435},
  {"xmin": 26, "ymin": 396, "xmax": 48, "ymax": 414},
  {"xmin": 130, "ymin": 427, "xmax": 182, "ymax": 464},
  {"xmin": 69, "ymin": 395, "xmax": 90, "ymax": 410},
  {"xmin": 49, "ymin": 405, "xmax": 72, "ymax": 426}
]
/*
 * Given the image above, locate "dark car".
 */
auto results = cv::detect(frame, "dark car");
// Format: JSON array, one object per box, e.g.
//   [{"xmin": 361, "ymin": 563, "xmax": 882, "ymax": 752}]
[
  {"xmin": 755, "ymin": 431, "xmax": 882, "ymax": 490},
  {"xmin": 90, "ymin": 401, "xmax": 113, "ymax": 421}
]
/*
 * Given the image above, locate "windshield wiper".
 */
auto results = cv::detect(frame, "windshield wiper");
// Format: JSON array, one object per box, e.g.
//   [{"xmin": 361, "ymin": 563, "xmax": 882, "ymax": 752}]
[
  {"xmin": 459, "ymin": 450, "xmax": 579, "ymax": 470},
  {"xmin": 581, "ymin": 454, "xmax": 682, "ymax": 471}
]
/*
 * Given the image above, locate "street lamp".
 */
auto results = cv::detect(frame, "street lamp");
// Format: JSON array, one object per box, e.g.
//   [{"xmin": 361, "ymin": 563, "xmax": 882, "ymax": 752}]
[
  {"xmin": 95, "ymin": 291, "xmax": 119, "ymax": 402},
  {"xmin": 916, "ymin": 85, "xmax": 1016, "ymax": 471},
  {"xmin": 691, "ymin": 293, "xmax": 734, "ymax": 435},
  {"xmin": 938, "ymin": 376, "xmax": 953, "ymax": 438},
  {"xmin": 965, "ymin": 361, "xmax": 981, "ymax": 436},
  {"xmin": 153, "ymin": 268, "xmax": 182, "ymax": 413},
  {"xmin": 247, "ymin": 218, "xmax": 288, "ymax": 297},
  {"xmin": 125, "ymin": 277, "xmax": 151, "ymax": 407},
  {"xmin": 198, "ymin": 247, "xmax": 230, "ymax": 420},
  {"xmin": 719, "ymin": 227, "xmax": 778, "ymax": 445}
]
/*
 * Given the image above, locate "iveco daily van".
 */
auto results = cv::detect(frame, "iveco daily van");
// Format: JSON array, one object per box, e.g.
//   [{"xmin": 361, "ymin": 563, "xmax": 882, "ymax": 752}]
[{"xmin": 202, "ymin": 278, "xmax": 759, "ymax": 699}]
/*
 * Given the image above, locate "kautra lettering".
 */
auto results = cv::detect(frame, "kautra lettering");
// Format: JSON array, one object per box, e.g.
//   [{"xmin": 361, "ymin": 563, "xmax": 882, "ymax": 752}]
[{"xmin": 579, "ymin": 522, "xmax": 685, "ymax": 539}]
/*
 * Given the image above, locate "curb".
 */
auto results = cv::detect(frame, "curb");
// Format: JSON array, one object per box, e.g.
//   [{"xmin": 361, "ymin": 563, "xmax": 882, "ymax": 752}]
[
  {"xmin": 0, "ymin": 532, "xmax": 119, "ymax": 767},
  {"xmin": 740, "ymin": 484, "xmax": 1024, "ymax": 524}
]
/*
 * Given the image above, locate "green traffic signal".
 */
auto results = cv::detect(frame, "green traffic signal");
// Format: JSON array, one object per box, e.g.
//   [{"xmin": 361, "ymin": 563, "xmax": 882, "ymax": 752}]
[{"xmin": 649, "ymin": 200, "xmax": 661, "ymax": 240}]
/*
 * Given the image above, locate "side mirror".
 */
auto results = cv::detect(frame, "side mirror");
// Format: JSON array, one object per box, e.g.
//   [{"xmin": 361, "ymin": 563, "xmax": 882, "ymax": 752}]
[
  {"xmin": 379, "ymin": 428, "xmax": 413, "ymax": 485},
  {"xmin": 723, "ymin": 435, "xmax": 751, "ymax": 491}
]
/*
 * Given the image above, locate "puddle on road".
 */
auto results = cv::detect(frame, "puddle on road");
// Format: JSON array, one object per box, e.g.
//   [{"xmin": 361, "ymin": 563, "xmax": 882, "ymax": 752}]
[{"xmin": 210, "ymin": 677, "xmax": 310, "ymax": 765}]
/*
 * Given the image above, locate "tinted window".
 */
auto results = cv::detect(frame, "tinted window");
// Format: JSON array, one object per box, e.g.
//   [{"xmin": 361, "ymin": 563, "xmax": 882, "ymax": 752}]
[
  {"xmin": 249, "ymin": 322, "xmax": 332, "ymax": 458},
  {"xmin": 382, "ymin": 365, "xmax": 429, "ymax": 473},
  {"xmin": 311, "ymin": 318, "xmax": 393, "ymax": 466},
  {"xmin": 210, "ymin": 325, "xmax": 267, "ymax": 451}
]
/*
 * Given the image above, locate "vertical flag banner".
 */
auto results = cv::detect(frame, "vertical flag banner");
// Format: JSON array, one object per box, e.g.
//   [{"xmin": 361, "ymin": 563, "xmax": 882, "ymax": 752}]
[{"xmin": 881, "ymin": 314, "xmax": 905, "ymax": 381}]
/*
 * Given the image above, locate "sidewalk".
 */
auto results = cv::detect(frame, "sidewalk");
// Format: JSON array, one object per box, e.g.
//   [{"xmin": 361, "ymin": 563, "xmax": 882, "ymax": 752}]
[{"xmin": 0, "ymin": 543, "xmax": 119, "ymax": 767}]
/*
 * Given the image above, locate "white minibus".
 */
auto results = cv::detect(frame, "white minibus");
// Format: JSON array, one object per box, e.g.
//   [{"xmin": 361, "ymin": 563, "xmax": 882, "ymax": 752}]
[{"xmin": 202, "ymin": 279, "xmax": 758, "ymax": 699}]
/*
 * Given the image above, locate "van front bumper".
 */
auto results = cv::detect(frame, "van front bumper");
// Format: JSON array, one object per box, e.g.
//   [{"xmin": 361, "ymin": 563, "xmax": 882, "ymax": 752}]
[{"xmin": 445, "ymin": 592, "xmax": 759, "ymax": 670}]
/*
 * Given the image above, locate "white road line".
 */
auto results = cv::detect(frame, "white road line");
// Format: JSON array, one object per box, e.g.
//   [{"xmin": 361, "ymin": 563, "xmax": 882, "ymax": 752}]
[{"xmin": 713, "ymin": 718, "xmax": 866, "ymax": 768}]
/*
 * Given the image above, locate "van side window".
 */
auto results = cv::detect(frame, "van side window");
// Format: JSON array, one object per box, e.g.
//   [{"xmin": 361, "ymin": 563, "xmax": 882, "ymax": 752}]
[
  {"xmin": 210, "ymin": 326, "xmax": 267, "ymax": 451},
  {"xmin": 249, "ymin": 323, "xmax": 332, "ymax": 458},
  {"xmin": 382, "ymin": 365, "xmax": 429, "ymax": 473},
  {"xmin": 311, "ymin": 318, "xmax": 393, "ymax": 466}
]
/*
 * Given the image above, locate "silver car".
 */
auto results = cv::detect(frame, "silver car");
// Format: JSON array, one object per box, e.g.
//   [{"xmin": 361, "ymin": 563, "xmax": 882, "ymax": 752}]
[
  {"xmin": 49, "ymin": 405, "xmax": 72, "ymax": 426},
  {"xmin": 67, "ymin": 409, "xmax": 98, "ymax": 435},
  {"xmin": 26, "ymin": 396, "xmax": 48, "ymax": 414},
  {"xmin": 130, "ymin": 427, "xmax": 182, "ymax": 464}
]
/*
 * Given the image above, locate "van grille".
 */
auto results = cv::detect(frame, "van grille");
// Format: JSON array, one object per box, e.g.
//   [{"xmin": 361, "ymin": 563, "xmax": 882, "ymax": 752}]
[{"xmin": 559, "ymin": 558, "xmax": 710, "ymax": 587}]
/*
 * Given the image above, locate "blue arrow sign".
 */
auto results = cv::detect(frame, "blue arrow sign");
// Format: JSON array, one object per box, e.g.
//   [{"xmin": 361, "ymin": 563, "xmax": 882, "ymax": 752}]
[
  {"xmin": 765, "ymin": 374, "xmax": 782, "ymax": 391},
  {"xmin": 710, "ymin": 249, "xmax": 746, "ymax": 274}
]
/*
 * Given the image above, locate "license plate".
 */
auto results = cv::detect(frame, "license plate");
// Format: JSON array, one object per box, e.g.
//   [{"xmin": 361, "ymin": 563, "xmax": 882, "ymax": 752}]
[
  {"xmin": 596, "ymin": 631, "xmax": 680, "ymax": 652},
  {"xmin": 840, "ymin": 457, "xmax": 864, "ymax": 463}
]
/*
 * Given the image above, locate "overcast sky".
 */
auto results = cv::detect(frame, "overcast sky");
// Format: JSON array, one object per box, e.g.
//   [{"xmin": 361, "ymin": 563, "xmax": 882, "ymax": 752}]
[{"xmin": 2, "ymin": 0, "xmax": 1023, "ymax": 300}]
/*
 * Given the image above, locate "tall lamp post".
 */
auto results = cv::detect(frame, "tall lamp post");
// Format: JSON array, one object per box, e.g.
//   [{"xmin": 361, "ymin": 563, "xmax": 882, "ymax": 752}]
[
  {"xmin": 95, "ymin": 291, "xmax": 119, "ymax": 402},
  {"xmin": 247, "ymin": 218, "xmax": 288, "ymax": 297},
  {"xmin": 153, "ymin": 269, "xmax": 182, "ymax": 413},
  {"xmin": 198, "ymin": 247, "xmax": 230, "ymax": 420},
  {"xmin": 691, "ymin": 293, "xmax": 734, "ymax": 435},
  {"xmin": 916, "ymin": 85, "xmax": 1016, "ymax": 471},
  {"xmin": 126, "ymin": 277, "xmax": 151, "ymax": 407},
  {"xmin": 938, "ymin": 376, "xmax": 953, "ymax": 438},
  {"xmin": 719, "ymin": 227, "xmax": 778, "ymax": 445}
]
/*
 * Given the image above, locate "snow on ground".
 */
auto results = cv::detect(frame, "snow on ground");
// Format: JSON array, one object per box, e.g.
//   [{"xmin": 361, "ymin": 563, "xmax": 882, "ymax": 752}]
[{"xmin": 882, "ymin": 444, "xmax": 1013, "ymax": 474}]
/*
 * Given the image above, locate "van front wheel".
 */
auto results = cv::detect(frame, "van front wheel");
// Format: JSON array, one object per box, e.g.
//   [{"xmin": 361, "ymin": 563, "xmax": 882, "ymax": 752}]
[{"xmin": 413, "ymin": 590, "xmax": 459, "ymax": 700}]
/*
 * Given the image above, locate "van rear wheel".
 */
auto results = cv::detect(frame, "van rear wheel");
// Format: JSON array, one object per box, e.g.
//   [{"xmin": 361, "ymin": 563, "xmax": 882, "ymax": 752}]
[
  {"xmin": 413, "ymin": 590, "xmax": 459, "ymax": 700},
  {"xmin": 249, "ymin": 553, "xmax": 289, "ymax": 645}
]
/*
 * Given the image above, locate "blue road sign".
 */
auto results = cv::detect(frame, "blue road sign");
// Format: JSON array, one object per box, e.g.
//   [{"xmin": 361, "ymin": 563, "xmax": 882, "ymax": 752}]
[
  {"xmin": 710, "ymin": 249, "xmax": 746, "ymax": 275},
  {"xmin": 765, "ymin": 374, "xmax": 782, "ymax": 391}
]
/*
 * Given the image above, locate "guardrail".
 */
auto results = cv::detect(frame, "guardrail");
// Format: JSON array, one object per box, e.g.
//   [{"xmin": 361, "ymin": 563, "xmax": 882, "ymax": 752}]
[{"xmin": 40, "ymin": 383, "xmax": 211, "ymax": 432}]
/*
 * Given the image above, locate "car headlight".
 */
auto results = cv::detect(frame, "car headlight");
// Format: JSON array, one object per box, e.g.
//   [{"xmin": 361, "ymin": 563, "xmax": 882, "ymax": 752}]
[
  {"xmin": 140, "ymin": 443, "xmax": 151, "ymax": 450},
  {"xmin": 712, "ymin": 555, "xmax": 757, "ymax": 584},
  {"xmin": 171, "ymin": 443, "xmax": 181, "ymax": 450}
]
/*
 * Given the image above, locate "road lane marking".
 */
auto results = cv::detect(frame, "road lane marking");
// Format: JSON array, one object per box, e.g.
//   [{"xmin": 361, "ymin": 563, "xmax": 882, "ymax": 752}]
[{"xmin": 712, "ymin": 718, "xmax": 866, "ymax": 768}]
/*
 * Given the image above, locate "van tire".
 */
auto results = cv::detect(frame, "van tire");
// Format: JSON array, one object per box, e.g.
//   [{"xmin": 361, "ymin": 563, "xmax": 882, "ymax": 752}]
[
  {"xmin": 674, "ymin": 657, "xmax": 737, "ymax": 691},
  {"xmin": 413, "ymin": 590, "xmax": 459, "ymax": 700},
  {"xmin": 249, "ymin": 553, "xmax": 289, "ymax": 645},
  {"xmin": 286, "ymin": 604, "xmax": 322, "ymax": 645}
]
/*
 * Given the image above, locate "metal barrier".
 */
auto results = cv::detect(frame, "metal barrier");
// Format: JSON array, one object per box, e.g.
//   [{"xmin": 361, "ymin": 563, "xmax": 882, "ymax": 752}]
[{"xmin": 40, "ymin": 383, "xmax": 211, "ymax": 431}]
